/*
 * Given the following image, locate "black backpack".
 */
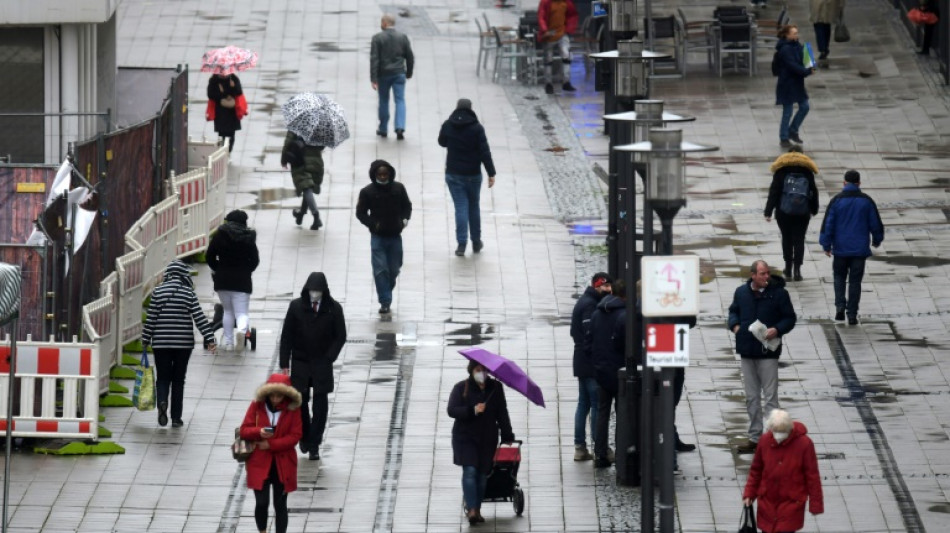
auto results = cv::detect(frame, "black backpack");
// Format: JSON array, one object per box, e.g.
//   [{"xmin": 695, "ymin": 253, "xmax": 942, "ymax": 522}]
[
  {"xmin": 779, "ymin": 173, "xmax": 810, "ymax": 216},
  {"xmin": 771, "ymin": 51, "xmax": 781, "ymax": 76}
]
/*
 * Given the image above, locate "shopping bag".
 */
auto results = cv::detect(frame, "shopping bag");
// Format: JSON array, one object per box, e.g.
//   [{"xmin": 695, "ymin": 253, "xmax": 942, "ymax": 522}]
[
  {"xmin": 834, "ymin": 21, "xmax": 850, "ymax": 43},
  {"xmin": 232, "ymin": 427, "xmax": 256, "ymax": 462},
  {"xmin": 738, "ymin": 503, "xmax": 757, "ymax": 533},
  {"xmin": 133, "ymin": 350, "xmax": 156, "ymax": 411}
]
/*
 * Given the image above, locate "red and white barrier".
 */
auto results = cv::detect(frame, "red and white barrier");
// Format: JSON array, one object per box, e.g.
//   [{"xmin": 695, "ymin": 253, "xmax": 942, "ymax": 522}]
[
  {"xmin": 115, "ymin": 249, "xmax": 145, "ymax": 348},
  {"xmin": 82, "ymin": 293, "xmax": 115, "ymax": 395},
  {"xmin": 0, "ymin": 336, "xmax": 99, "ymax": 440},
  {"xmin": 172, "ymin": 168, "xmax": 209, "ymax": 257},
  {"xmin": 125, "ymin": 195, "xmax": 179, "ymax": 295},
  {"xmin": 205, "ymin": 145, "xmax": 229, "ymax": 233}
]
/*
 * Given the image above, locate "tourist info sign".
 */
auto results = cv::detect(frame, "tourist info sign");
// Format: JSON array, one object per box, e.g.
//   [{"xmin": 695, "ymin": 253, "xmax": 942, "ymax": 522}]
[
  {"xmin": 646, "ymin": 323, "xmax": 690, "ymax": 367},
  {"xmin": 640, "ymin": 255, "xmax": 700, "ymax": 317}
]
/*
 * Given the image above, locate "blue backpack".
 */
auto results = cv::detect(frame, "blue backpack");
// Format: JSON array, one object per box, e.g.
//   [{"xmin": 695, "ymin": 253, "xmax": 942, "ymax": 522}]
[{"xmin": 780, "ymin": 173, "xmax": 810, "ymax": 216}]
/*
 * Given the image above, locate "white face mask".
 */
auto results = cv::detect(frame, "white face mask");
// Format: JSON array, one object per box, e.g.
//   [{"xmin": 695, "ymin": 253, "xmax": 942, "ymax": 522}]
[
  {"xmin": 472, "ymin": 371, "xmax": 486, "ymax": 384},
  {"xmin": 773, "ymin": 431, "xmax": 789, "ymax": 443},
  {"xmin": 309, "ymin": 290, "xmax": 322, "ymax": 301}
]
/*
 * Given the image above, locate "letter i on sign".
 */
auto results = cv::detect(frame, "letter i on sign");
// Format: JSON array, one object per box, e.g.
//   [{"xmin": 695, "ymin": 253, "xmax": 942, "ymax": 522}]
[{"xmin": 648, "ymin": 326, "xmax": 657, "ymax": 349}]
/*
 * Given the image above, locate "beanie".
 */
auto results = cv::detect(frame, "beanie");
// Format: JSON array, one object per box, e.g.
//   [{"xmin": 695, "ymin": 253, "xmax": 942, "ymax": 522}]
[
  {"xmin": 591, "ymin": 272, "xmax": 612, "ymax": 288},
  {"xmin": 225, "ymin": 209, "xmax": 248, "ymax": 225}
]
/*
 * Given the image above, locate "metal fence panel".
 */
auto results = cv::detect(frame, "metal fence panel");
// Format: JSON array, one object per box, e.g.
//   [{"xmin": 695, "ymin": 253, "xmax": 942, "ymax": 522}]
[
  {"xmin": 172, "ymin": 168, "xmax": 209, "ymax": 257},
  {"xmin": 205, "ymin": 145, "xmax": 229, "ymax": 233}
]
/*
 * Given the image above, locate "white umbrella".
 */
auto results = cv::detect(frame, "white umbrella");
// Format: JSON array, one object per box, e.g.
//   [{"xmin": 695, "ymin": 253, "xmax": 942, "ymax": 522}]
[{"xmin": 281, "ymin": 93, "xmax": 350, "ymax": 148}]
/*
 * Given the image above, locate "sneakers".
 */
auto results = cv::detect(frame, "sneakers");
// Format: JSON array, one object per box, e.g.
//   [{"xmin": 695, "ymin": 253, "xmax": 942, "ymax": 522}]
[
  {"xmin": 780, "ymin": 139, "xmax": 793, "ymax": 148},
  {"xmin": 736, "ymin": 440, "xmax": 757, "ymax": 454},
  {"xmin": 545, "ymin": 83, "xmax": 554, "ymax": 95},
  {"xmin": 789, "ymin": 133, "xmax": 804, "ymax": 144},
  {"xmin": 158, "ymin": 402, "xmax": 168, "ymax": 427},
  {"xmin": 848, "ymin": 316, "xmax": 859, "ymax": 325},
  {"xmin": 606, "ymin": 447, "xmax": 615, "ymax": 463},
  {"xmin": 395, "ymin": 129, "xmax": 405, "ymax": 141},
  {"xmin": 234, "ymin": 330, "xmax": 244, "ymax": 349},
  {"xmin": 562, "ymin": 82, "xmax": 577, "ymax": 92},
  {"xmin": 379, "ymin": 305, "xmax": 391, "ymax": 314},
  {"xmin": 675, "ymin": 439, "xmax": 697, "ymax": 452},
  {"xmin": 455, "ymin": 243, "xmax": 466, "ymax": 257},
  {"xmin": 574, "ymin": 445, "xmax": 593, "ymax": 461},
  {"xmin": 835, "ymin": 309, "xmax": 845, "ymax": 321},
  {"xmin": 292, "ymin": 209, "xmax": 304, "ymax": 226},
  {"xmin": 472, "ymin": 240, "xmax": 483, "ymax": 253}
]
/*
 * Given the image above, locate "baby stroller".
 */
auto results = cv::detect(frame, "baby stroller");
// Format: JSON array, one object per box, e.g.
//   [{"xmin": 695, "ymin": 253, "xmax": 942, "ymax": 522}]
[
  {"xmin": 210, "ymin": 302, "xmax": 257, "ymax": 351},
  {"xmin": 482, "ymin": 440, "xmax": 525, "ymax": 516}
]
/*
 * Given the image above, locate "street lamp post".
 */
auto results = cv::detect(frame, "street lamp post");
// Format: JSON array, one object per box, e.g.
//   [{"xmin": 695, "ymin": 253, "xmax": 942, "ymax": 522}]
[{"xmin": 617, "ymin": 128, "xmax": 717, "ymax": 533}]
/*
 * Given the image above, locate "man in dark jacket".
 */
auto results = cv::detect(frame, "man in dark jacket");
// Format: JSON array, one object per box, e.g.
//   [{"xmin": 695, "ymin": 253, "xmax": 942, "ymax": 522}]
[
  {"xmin": 587, "ymin": 280, "xmax": 626, "ymax": 468},
  {"xmin": 775, "ymin": 26, "xmax": 815, "ymax": 148},
  {"xmin": 569, "ymin": 272, "xmax": 612, "ymax": 461},
  {"xmin": 819, "ymin": 170, "xmax": 884, "ymax": 325},
  {"xmin": 438, "ymin": 98, "xmax": 497, "ymax": 257},
  {"xmin": 207, "ymin": 209, "xmax": 260, "ymax": 350},
  {"xmin": 279, "ymin": 272, "xmax": 347, "ymax": 460},
  {"xmin": 728, "ymin": 260, "xmax": 797, "ymax": 453},
  {"xmin": 371, "ymin": 14, "xmax": 414, "ymax": 140},
  {"xmin": 356, "ymin": 160, "xmax": 413, "ymax": 314}
]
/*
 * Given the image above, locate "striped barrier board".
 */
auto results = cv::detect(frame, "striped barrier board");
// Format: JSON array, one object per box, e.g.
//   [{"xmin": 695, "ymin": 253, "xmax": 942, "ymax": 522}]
[
  {"xmin": 116, "ymin": 249, "xmax": 145, "ymax": 347},
  {"xmin": 187, "ymin": 137, "xmax": 219, "ymax": 170},
  {"xmin": 82, "ymin": 294, "xmax": 115, "ymax": 394},
  {"xmin": 205, "ymin": 145, "xmax": 229, "ymax": 234},
  {"xmin": 172, "ymin": 167, "xmax": 209, "ymax": 257}
]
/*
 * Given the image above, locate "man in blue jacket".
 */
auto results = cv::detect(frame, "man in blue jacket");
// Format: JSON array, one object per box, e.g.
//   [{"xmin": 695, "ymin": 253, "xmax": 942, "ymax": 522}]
[
  {"xmin": 819, "ymin": 170, "xmax": 884, "ymax": 325},
  {"xmin": 587, "ymin": 280, "xmax": 627, "ymax": 468},
  {"xmin": 728, "ymin": 260, "xmax": 797, "ymax": 453},
  {"xmin": 569, "ymin": 272, "xmax": 612, "ymax": 461}
]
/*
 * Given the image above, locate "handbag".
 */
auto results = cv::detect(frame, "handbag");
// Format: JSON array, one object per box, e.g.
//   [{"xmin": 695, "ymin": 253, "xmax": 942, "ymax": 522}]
[
  {"xmin": 232, "ymin": 412, "xmax": 258, "ymax": 462},
  {"xmin": 738, "ymin": 503, "xmax": 757, "ymax": 533},
  {"xmin": 133, "ymin": 350, "xmax": 156, "ymax": 411},
  {"xmin": 220, "ymin": 95, "xmax": 236, "ymax": 109},
  {"xmin": 834, "ymin": 14, "xmax": 851, "ymax": 43}
]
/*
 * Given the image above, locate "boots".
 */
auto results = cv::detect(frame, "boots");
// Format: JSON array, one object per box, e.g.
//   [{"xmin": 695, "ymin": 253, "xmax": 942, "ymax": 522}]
[
  {"xmin": 793, "ymin": 264, "xmax": 803, "ymax": 281},
  {"xmin": 783, "ymin": 262, "xmax": 792, "ymax": 279}
]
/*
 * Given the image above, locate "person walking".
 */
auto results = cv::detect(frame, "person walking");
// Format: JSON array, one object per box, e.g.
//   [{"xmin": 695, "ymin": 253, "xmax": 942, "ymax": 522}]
[
  {"xmin": 240, "ymin": 373, "xmax": 303, "ymax": 533},
  {"xmin": 774, "ymin": 25, "xmax": 815, "ymax": 148},
  {"xmin": 438, "ymin": 98, "xmax": 497, "ymax": 257},
  {"xmin": 587, "ymin": 280, "xmax": 626, "ymax": 468},
  {"xmin": 538, "ymin": 0, "xmax": 579, "ymax": 95},
  {"xmin": 142, "ymin": 260, "xmax": 216, "ymax": 428},
  {"xmin": 281, "ymin": 131, "xmax": 325, "ymax": 230},
  {"xmin": 206, "ymin": 73, "xmax": 246, "ymax": 152},
  {"xmin": 370, "ymin": 14, "xmax": 414, "ymax": 140},
  {"xmin": 279, "ymin": 272, "xmax": 347, "ymax": 461},
  {"xmin": 810, "ymin": 0, "xmax": 845, "ymax": 61},
  {"xmin": 743, "ymin": 409, "xmax": 824, "ymax": 533},
  {"xmin": 569, "ymin": 273, "xmax": 612, "ymax": 461},
  {"xmin": 819, "ymin": 170, "xmax": 884, "ymax": 325},
  {"xmin": 356, "ymin": 160, "xmax": 413, "ymax": 315},
  {"xmin": 728, "ymin": 260, "xmax": 797, "ymax": 453},
  {"xmin": 447, "ymin": 360, "xmax": 516, "ymax": 525},
  {"xmin": 916, "ymin": 1, "xmax": 940, "ymax": 55},
  {"xmin": 764, "ymin": 147, "xmax": 820, "ymax": 281},
  {"xmin": 207, "ymin": 209, "xmax": 260, "ymax": 350}
]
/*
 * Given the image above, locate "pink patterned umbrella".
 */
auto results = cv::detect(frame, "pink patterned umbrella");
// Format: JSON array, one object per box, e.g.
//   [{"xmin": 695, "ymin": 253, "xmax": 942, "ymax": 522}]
[{"xmin": 200, "ymin": 46, "xmax": 259, "ymax": 75}]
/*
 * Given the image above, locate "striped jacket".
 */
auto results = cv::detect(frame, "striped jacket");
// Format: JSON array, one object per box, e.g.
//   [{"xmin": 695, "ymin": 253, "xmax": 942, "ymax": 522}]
[{"xmin": 142, "ymin": 260, "xmax": 215, "ymax": 350}]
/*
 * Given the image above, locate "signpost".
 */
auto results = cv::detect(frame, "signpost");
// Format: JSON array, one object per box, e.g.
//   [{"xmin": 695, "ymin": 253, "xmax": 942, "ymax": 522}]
[
  {"xmin": 646, "ymin": 323, "xmax": 689, "ymax": 366},
  {"xmin": 641, "ymin": 255, "xmax": 699, "ymax": 317}
]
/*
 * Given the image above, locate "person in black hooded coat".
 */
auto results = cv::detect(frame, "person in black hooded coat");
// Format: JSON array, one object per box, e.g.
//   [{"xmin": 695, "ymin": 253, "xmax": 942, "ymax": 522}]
[
  {"xmin": 207, "ymin": 209, "xmax": 260, "ymax": 350},
  {"xmin": 586, "ymin": 280, "xmax": 627, "ymax": 467},
  {"xmin": 279, "ymin": 272, "xmax": 347, "ymax": 460}
]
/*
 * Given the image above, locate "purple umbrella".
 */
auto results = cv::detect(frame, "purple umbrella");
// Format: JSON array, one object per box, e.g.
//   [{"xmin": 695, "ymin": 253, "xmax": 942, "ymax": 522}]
[{"xmin": 458, "ymin": 347, "xmax": 545, "ymax": 407}]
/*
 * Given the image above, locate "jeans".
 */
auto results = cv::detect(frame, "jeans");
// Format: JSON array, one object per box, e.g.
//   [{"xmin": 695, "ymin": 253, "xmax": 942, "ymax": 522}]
[
  {"xmin": 543, "ymin": 35, "xmax": 571, "ymax": 84},
  {"xmin": 776, "ymin": 214, "xmax": 810, "ymax": 266},
  {"xmin": 833, "ymin": 255, "xmax": 866, "ymax": 317},
  {"xmin": 371, "ymin": 234, "xmax": 403, "ymax": 306},
  {"xmin": 295, "ymin": 374, "xmax": 329, "ymax": 450},
  {"xmin": 574, "ymin": 377, "xmax": 599, "ymax": 446},
  {"xmin": 594, "ymin": 384, "xmax": 617, "ymax": 460},
  {"xmin": 461, "ymin": 466, "xmax": 488, "ymax": 511},
  {"xmin": 254, "ymin": 462, "xmax": 288, "ymax": 533},
  {"xmin": 740, "ymin": 358, "xmax": 780, "ymax": 442},
  {"xmin": 445, "ymin": 173, "xmax": 483, "ymax": 245},
  {"xmin": 377, "ymin": 73, "xmax": 407, "ymax": 133},
  {"xmin": 153, "ymin": 348, "xmax": 192, "ymax": 420},
  {"xmin": 814, "ymin": 23, "xmax": 831, "ymax": 54},
  {"xmin": 217, "ymin": 290, "xmax": 250, "ymax": 346},
  {"xmin": 779, "ymin": 99, "xmax": 810, "ymax": 141}
]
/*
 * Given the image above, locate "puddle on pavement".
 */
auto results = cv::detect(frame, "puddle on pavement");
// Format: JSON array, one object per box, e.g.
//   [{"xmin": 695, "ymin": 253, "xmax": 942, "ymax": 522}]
[
  {"xmin": 374, "ymin": 332, "xmax": 397, "ymax": 362},
  {"xmin": 882, "ymin": 155, "xmax": 920, "ymax": 162},
  {"xmin": 929, "ymin": 504, "xmax": 950, "ymax": 514},
  {"xmin": 873, "ymin": 255, "xmax": 950, "ymax": 268},
  {"xmin": 445, "ymin": 323, "xmax": 495, "ymax": 346},
  {"xmin": 309, "ymin": 42, "xmax": 358, "ymax": 53},
  {"xmin": 248, "ymin": 188, "xmax": 298, "ymax": 209}
]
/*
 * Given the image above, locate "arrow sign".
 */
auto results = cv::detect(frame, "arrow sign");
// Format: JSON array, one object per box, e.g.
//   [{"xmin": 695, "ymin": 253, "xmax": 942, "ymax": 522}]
[{"xmin": 646, "ymin": 323, "xmax": 690, "ymax": 367}]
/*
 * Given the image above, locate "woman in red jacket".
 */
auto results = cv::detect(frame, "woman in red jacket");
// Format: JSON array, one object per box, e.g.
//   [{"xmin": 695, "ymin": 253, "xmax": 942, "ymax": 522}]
[
  {"xmin": 743, "ymin": 409, "xmax": 823, "ymax": 532},
  {"xmin": 240, "ymin": 373, "xmax": 303, "ymax": 533}
]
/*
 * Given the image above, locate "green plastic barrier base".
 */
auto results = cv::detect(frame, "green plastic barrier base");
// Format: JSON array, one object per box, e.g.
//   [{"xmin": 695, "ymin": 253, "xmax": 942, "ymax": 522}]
[
  {"xmin": 121, "ymin": 353, "xmax": 143, "ymax": 366},
  {"xmin": 100, "ymin": 394, "xmax": 133, "ymax": 407},
  {"xmin": 109, "ymin": 381, "xmax": 129, "ymax": 394},
  {"xmin": 110, "ymin": 367, "xmax": 136, "ymax": 380},
  {"xmin": 98, "ymin": 426, "xmax": 112, "ymax": 438},
  {"xmin": 34, "ymin": 441, "xmax": 125, "ymax": 455}
]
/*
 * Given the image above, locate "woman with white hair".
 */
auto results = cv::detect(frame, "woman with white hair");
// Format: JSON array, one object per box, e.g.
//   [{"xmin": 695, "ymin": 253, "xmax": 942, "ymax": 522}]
[{"xmin": 742, "ymin": 409, "xmax": 824, "ymax": 532}]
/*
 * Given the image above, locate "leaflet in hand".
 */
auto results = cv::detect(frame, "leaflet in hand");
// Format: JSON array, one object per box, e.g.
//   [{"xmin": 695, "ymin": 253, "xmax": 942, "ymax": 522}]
[
  {"xmin": 803, "ymin": 42, "xmax": 816, "ymax": 69},
  {"xmin": 749, "ymin": 320, "xmax": 781, "ymax": 351}
]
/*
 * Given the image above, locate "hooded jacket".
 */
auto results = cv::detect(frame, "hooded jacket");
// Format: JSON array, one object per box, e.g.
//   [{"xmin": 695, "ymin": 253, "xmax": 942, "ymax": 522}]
[
  {"xmin": 819, "ymin": 183, "xmax": 885, "ymax": 257},
  {"xmin": 586, "ymin": 294, "xmax": 628, "ymax": 393},
  {"xmin": 206, "ymin": 74, "xmax": 244, "ymax": 135},
  {"xmin": 280, "ymin": 131, "xmax": 325, "ymax": 194},
  {"xmin": 775, "ymin": 39, "xmax": 812, "ymax": 105},
  {"xmin": 538, "ymin": 0, "xmax": 579, "ymax": 42},
  {"xmin": 356, "ymin": 160, "xmax": 413, "ymax": 237},
  {"xmin": 727, "ymin": 275, "xmax": 797, "ymax": 359},
  {"xmin": 764, "ymin": 151, "xmax": 820, "ymax": 219},
  {"xmin": 279, "ymin": 273, "xmax": 347, "ymax": 394},
  {"xmin": 370, "ymin": 27, "xmax": 414, "ymax": 82},
  {"xmin": 437, "ymin": 108, "xmax": 496, "ymax": 177},
  {"xmin": 447, "ymin": 375, "xmax": 515, "ymax": 474},
  {"xmin": 240, "ymin": 373, "xmax": 304, "ymax": 492},
  {"xmin": 570, "ymin": 286, "xmax": 607, "ymax": 378},
  {"xmin": 142, "ymin": 260, "xmax": 215, "ymax": 350},
  {"xmin": 207, "ymin": 221, "xmax": 260, "ymax": 293},
  {"xmin": 743, "ymin": 421, "xmax": 824, "ymax": 532}
]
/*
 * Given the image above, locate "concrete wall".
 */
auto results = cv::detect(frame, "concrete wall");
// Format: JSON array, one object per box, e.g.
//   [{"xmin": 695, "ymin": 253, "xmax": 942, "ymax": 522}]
[{"xmin": 0, "ymin": 0, "xmax": 119, "ymax": 25}]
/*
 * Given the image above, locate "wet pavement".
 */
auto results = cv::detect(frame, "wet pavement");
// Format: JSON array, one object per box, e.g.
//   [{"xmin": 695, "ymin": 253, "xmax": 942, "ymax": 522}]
[{"xmin": 3, "ymin": 0, "xmax": 950, "ymax": 531}]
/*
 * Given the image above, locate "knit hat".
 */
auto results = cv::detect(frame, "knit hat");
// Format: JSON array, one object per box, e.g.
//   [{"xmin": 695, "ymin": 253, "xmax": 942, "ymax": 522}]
[
  {"xmin": 456, "ymin": 98, "xmax": 472, "ymax": 110},
  {"xmin": 591, "ymin": 272, "xmax": 612, "ymax": 289},
  {"xmin": 255, "ymin": 373, "xmax": 302, "ymax": 410},
  {"xmin": 225, "ymin": 209, "xmax": 248, "ymax": 225},
  {"xmin": 844, "ymin": 170, "xmax": 860, "ymax": 184}
]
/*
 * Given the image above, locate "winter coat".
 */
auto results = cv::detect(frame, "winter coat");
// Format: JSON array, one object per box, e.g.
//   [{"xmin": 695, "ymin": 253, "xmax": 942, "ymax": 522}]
[
  {"xmin": 810, "ymin": 0, "xmax": 845, "ymax": 24},
  {"xmin": 743, "ymin": 421, "xmax": 824, "ymax": 532},
  {"xmin": 279, "ymin": 273, "xmax": 347, "ymax": 394},
  {"xmin": 447, "ymin": 376, "xmax": 515, "ymax": 474},
  {"xmin": 207, "ymin": 221, "xmax": 260, "ymax": 294},
  {"xmin": 280, "ymin": 132, "xmax": 325, "ymax": 195},
  {"xmin": 727, "ymin": 275, "xmax": 796, "ymax": 359},
  {"xmin": 207, "ymin": 74, "xmax": 244, "ymax": 135},
  {"xmin": 764, "ymin": 152, "xmax": 820, "ymax": 220},
  {"xmin": 437, "ymin": 108, "xmax": 496, "ymax": 177},
  {"xmin": 819, "ymin": 184, "xmax": 885, "ymax": 257},
  {"xmin": 142, "ymin": 260, "xmax": 215, "ymax": 350},
  {"xmin": 538, "ymin": 0, "xmax": 579, "ymax": 42},
  {"xmin": 587, "ymin": 295, "xmax": 628, "ymax": 393},
  {"xmin": 775, "ymin": 39, "xmax": 812, "ymax": 106},
  {"xmin": 570, "ymin": 286, "xmax": 607, "ymax": 378},
  {"xmin": 240, "ymin": 374, "xmax": 304, "ymax": 492},
  {"xmin": 370, "ymin": 28, "xmax": 414, "ymax": 83},
  {"xmin": 356, "ymin": 160, "xmax": 413, "ymax": 238}
]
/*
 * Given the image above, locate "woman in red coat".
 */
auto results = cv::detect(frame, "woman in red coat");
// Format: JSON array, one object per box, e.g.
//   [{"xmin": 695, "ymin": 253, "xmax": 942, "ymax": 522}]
[
  {"xmin": 743, "ymin": 409, "xmax": 823, "ymax": 532},
  {"xmin": 240, "ymin": 373, "xmax": 303, "ymax": 533}
]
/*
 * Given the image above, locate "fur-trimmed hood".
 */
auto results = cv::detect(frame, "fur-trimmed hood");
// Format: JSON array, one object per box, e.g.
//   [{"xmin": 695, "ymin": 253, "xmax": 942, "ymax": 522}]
[
  {"xmin": 254, "ymin": 374, "xmax": 302, "ymax": 410},
  {"xmin": 770, "ymin": 152, "xmax": 819, "ymax": 175}
]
